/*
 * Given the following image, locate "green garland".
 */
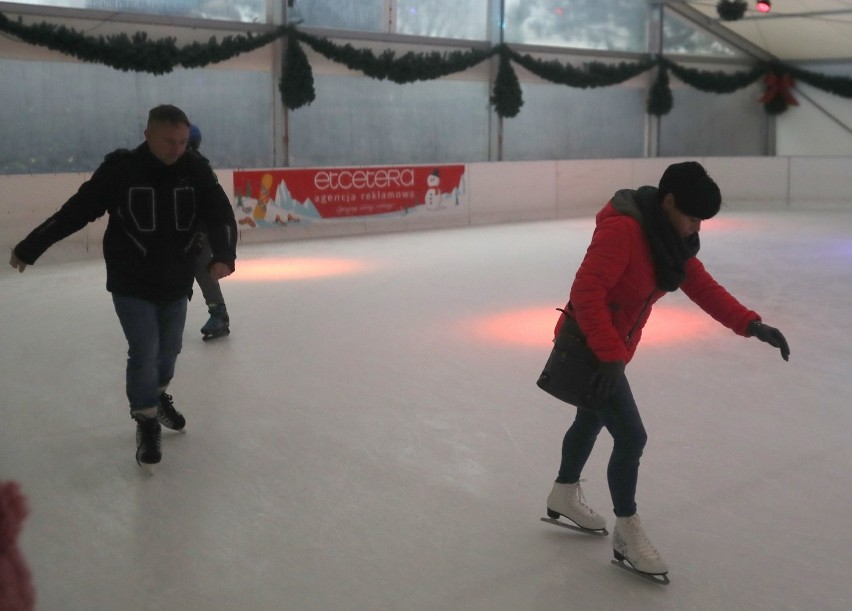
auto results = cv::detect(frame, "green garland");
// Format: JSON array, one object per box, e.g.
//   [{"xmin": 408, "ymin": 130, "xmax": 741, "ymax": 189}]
[
  {"xmin": 491, "ymin": 46, "xmax": 523, "ymax": 118},
  {"xmin": 279, "ymin": 31, "xmax": 315, "ymax": 110},
  {"xmin": 180, "ymin": 29, "xmax": 285, "ymax": 69},
  {"xmin": 647, "ymin": 65, "xmax": 673, "ymax": 116},
  {"xmin": 509, "ymin": 49, "xmax": 656, "ymax": 89},
  {"xmin": 660, "ymin": 57, "xmax": 765, "ymax": 94},
  {"xmin": 0, "ymin": 12, "xmax": 283, "ymax": 74},
  {"xmin": 786, "ymin": 64, "xmax": 852, "ymax": 98},
  {"xmin": 2, "ymin": 11, "xmax": 852, "ymax": 120},
  {"xmin": 293, "ymin": 29, "xmax": 495, "ymax": 85}
]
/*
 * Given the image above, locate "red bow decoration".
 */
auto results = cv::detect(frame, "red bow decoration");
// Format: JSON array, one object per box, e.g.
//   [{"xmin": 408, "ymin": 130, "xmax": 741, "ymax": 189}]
[{"xmin": 759, "ymin": 72, "xmax": 798, "ymax": 106}]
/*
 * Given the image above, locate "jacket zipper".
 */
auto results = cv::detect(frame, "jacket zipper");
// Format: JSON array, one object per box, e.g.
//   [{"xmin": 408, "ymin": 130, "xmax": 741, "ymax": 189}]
[{"xmin": 625, "ymin": 289, "xmax": 657, "ymax": 346}]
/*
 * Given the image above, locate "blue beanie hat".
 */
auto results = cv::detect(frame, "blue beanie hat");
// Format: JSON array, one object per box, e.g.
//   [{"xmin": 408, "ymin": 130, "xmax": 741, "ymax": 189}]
[{"xmin": 188, "ymin": 124, "xmax": 202, "ymax": 151}]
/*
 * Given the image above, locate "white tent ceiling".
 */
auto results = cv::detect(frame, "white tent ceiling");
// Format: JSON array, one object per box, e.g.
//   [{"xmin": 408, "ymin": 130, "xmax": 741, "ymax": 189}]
[{"xmin": 675, "ymin": 0, "xmax": 852, "ymax": 62}]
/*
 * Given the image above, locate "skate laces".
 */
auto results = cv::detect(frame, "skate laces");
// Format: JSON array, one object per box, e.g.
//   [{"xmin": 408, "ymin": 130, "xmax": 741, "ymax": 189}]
[
  {"xmin": 133, "ymin": 415, "xmax": 161, "ymax": 466},
  {"xmin": 157, "ymin": 392, "xmax": 185, "ymax": 430},
  {"xmin": 573, "ymin": 481, "xmax": 596, "ymax": 516},
  {"xmin": 135, "ymin": 416, "xmax": 160, "ymax": 442},
  {"xmin": 623, "ymin": 517, "xmax": 660, "ymax": 559},
  {"xmin": 160, "ymin": 393, "xmax": 175, "ymax": 417}
]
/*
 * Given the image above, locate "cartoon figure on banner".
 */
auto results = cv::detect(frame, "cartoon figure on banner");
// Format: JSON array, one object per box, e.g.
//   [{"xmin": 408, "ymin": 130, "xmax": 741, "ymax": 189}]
[
  {"xmin": 237, "ymin": 173, "xmax": 298, "ymax": 228},
  {"xmin": 425, "ymin": 169, "xmax": 441, "ymax": 210}
]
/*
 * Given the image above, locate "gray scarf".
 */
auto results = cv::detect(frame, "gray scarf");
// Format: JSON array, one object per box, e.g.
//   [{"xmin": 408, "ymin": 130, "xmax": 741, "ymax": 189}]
[{"xmin": 611, "ymin": 187, "xmax": 699, "ymax": 292}]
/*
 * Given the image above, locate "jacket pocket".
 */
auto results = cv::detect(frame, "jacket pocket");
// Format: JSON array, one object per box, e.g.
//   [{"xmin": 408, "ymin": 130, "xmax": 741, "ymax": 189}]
[
  {"xmin": 128, "ymin": 187, "xmax": 156, "ymax": 232},
  {"xmin": 173, "ymin": 187, "xmax": 197, "ymax": 231}
]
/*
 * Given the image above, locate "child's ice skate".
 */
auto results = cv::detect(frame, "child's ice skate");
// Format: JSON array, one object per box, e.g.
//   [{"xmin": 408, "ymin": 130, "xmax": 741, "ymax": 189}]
[{"xmin": 201, "ymin": 303, "xmax": 230, "ymax": 341}]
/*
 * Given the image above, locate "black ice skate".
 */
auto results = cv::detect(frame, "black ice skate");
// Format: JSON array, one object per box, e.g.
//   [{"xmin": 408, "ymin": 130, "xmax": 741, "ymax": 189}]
[
  {"xmin": 133, "ymin": 415, "xmax": 162, "ymax": 473},
  {"xmin": 201, "ymin": 303, "xmax": 230, "ymax": 341},
  {"xmin": 157, "ymin": 392, "xmax": 185, "ymax": 432}
]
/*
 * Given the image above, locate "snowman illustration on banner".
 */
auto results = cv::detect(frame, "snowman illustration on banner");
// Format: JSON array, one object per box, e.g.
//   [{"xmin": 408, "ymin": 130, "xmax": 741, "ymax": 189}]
[{"xmin": 424, "ymin": 169, "xmax": 442, "ymax": 210}]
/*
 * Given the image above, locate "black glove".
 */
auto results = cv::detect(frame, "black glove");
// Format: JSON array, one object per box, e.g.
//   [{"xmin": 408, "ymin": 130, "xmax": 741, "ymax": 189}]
[
  {"xmin": 590, "ymin": 360, "xmax": 625, "ymax": 401},
  {"xmin": 748, "ymin": 320, "xmax": 790, "ymax": 361}
]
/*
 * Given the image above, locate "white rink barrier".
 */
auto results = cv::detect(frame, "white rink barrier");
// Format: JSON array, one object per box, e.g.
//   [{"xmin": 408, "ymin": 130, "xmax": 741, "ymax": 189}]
[{"xmin": 2, "ymin": 156, "xmax": 851, "ymax": 264}]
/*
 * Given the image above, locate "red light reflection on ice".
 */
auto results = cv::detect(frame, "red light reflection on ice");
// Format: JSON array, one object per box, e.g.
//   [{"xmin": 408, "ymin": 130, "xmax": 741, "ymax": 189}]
[
  {"xmin": 696, "ymin": 217, "xmax": 748, "ymax": 233},
  {"xmin": 640, "ymin": 304, "xmax": 718, "ymax": 345},
  {"xmin": 230, "ymin": 257, "xmax": 367, "ymax": 281},
  {"xmin": 471, "ymin": 307, "xmax": 561, "ymax": 348},
  {"xmin": 470, "ymin": 304, "xmax": 718, "ymax": 348}
]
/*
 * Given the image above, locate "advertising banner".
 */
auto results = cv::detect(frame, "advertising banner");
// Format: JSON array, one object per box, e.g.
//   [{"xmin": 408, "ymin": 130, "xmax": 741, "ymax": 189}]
[{"xmin": 232, "ymin": 164, "xmax": 467, "ymax": 228}]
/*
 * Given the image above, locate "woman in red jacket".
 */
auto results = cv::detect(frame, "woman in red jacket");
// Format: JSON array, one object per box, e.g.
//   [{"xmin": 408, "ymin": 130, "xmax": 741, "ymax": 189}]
[{"xmin": 545, "ymin": 161, "xmax": 789, "ymax": 580}]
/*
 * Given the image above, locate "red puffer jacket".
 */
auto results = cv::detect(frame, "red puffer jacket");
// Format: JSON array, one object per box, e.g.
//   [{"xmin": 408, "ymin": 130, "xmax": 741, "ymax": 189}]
[{"xmin": 555, "ymin": 193, "xmax": 759, "ymax": 364}]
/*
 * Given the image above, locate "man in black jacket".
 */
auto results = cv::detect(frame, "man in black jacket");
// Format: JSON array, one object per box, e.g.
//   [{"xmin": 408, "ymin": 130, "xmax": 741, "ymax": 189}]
[{"xmin": 9, "ymin": 104, "xmax": 237, "ymax": 472}]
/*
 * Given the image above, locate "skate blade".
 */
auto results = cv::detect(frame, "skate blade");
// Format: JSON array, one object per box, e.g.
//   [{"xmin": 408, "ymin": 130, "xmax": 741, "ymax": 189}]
[
  {"xmin": 137, "ymin": 462, "xmax": 158, "ymax": 475},
  {"xmin": 136, "ymin": 456, "xmax": 160, "ymax": 475},
  {"xmin": 202, "ymin": 329, "xmax": 230, "ymax": 342},
  {"xmin": 610, "ymin": 558, "xmax": 670, "ymax": 585},
  {"xmin": 540, "ymin": 516, "xmax": 608, "ymax": 536}
]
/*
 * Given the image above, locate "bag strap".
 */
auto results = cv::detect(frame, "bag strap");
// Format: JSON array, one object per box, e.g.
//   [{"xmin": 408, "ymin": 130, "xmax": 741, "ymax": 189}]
[{"xmin": 559, "ymin": 289, "xmax": 657, "ymax": 349}]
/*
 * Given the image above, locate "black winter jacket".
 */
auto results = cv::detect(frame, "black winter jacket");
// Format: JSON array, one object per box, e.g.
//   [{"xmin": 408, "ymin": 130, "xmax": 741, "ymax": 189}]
[{"xmin": 14, "ymin": 143, "xmax": 237, "ymax": 302}]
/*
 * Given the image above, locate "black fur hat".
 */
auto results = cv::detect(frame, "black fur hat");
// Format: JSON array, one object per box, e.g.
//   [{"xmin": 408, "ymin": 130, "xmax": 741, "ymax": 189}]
[{"xmin": 658, "ymin": 161, "xmax": 722, "ymax": 220}]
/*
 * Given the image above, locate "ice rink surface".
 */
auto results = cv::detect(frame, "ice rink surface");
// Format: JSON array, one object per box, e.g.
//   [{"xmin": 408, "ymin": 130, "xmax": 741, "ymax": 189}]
[{"xmin": 2, "ymin": 210, "xmax": 851, "ymax": 610}]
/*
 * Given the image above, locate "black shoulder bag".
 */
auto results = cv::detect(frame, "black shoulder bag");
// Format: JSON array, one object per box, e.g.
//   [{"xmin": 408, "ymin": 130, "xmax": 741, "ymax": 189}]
[
  {"xmin": 535, "ymin": 308, "xmax": 604, "ymax": 411},
  {"xmin": 536, "ymin": 293, "xmax": 654, "ymax": 411}
]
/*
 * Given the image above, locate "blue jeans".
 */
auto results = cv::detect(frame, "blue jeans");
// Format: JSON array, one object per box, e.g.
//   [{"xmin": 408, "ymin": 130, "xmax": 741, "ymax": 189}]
[
  {"xmin": 112, "ymin": 294, "xmax": 187, "ymax": 412},
  {"xmin": 556, "ymin": 375, "xmax": 648, "ymax": 517}
]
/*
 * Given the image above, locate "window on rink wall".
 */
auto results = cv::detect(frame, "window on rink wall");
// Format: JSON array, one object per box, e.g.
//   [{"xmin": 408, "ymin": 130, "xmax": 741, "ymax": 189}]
[
  {"xmin": 0, "ymin": 60, "xmax": 273, "ymax": 174},
  {"xmin": 395, "ymin": 0, "xmax": 489, "ymax": 40},
  {"xmin": 503, "ymin": 0, "xmax": 649, "ymax": 53},
  {"xmin": 502, "ymin": 82, "xmax": 647, "ymax": 161},
  {"xmin": 293, "ymin": 0, "xmax": 489, "ymax": 40},
  {"xmin": 287, "ymin": 75, "xmax": 491, "ymax": 166},
  {"xmin": 655, "ymin": 9, "xmax": 765, "ymax": 155},
  {"xmin": 4, "ymin": 0, "xmax": 267, "ymax": 22},
  {"xmin": 291, "ymin": 1, "xmax": 385, "ymax": 33},
  {"xmin": 662, "ymin": 8, "xmax": 743, "ymax": 57},
  {"xmin": 658, "ymin": 79, "xmax": 768, "ymax": 157},
  {"xmin": 0, "ymin": 0, "xmax": 774, "ymax": 173}
]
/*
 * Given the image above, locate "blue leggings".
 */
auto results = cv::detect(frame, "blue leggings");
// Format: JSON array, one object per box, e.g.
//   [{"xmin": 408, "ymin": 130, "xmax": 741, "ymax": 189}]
[{"xmin": 556, "ymin": 376, "xmax": 647, "ymax": 517}]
